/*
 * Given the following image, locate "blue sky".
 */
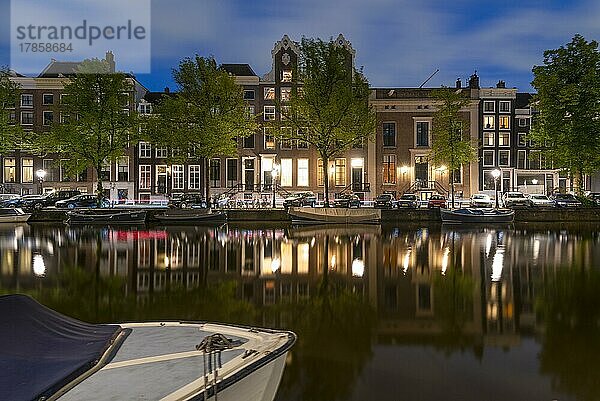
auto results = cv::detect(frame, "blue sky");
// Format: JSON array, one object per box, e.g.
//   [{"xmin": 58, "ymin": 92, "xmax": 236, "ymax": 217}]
[{"xmin": 2, "ymin": 0, "xmax": 600, "ymax": 92}]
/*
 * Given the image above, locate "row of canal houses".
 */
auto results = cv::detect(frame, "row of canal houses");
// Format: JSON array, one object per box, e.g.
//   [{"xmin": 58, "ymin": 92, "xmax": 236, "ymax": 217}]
[{"xmin": 2, "ymin": 34, "xmax": 591, "ymax": 202}]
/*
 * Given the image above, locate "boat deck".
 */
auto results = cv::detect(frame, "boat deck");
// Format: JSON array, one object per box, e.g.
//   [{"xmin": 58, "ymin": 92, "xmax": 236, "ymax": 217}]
[{"xmin": 57, "ymin": 322, "xmax": 291, "ymax": 401}]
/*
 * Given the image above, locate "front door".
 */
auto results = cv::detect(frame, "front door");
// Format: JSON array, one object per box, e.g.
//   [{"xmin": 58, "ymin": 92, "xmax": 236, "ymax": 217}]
[
  {"xmin": 414, "ymin": 156, "xmax": 428, "ymax": 188},
  {"xmin": 243, "ymin": 159, "xmax": 255, "ymax": 191},
  {"xmin": 352, "ymin": 167, "xmax": 363, "ymax": 192}
]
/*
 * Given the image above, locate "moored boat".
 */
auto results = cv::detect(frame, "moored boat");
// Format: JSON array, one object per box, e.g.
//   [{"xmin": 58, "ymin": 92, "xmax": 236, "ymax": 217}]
[
  {"xmin": 1, "ymin": 294, "xmax": 295, "ymax": 401},
  {"xmin": 440, "ymin": 207, "xmax": 514, "ymax": 224},
  {"xmin": 0, "ymin": 208, "xmax": 31, "ymax": 223},
  {"xmin": 154, "ymin": 210, "xmax": 227, "ymax": 224},
  {"xmin": 67, "ymin": 209, "xmax": 147, "ymax": 225},
  {"xmin": 287, "ymin": 206, "xmax": 381, "ymax": 224}
]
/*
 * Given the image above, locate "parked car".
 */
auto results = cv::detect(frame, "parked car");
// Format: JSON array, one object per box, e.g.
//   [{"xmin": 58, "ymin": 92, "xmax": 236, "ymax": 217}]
[
  {"xmin": 551, "ymin": 193, "xmax": 583, "ymax": 208},
  {"xmin": 470, "ymin": 193, "xmax": 493, "ymax": 208},
  {"xmin": 333, "ymin": 193, "xmax": 361, "ymax": 208},
  {"xmin": 427, "ymin": 194, "xmax": 447, "ymax": 209},
  {"xmin": 587, "ymin": 192, "xmax": 600, "ymax": 206},
  {"xmin": 168, "ymin": 193, "xmax": 207, "ymax": 208},
  {"xmin": 502, "ymin": 191, "xmax": 529, "ymax": 208},
  {"xmin": 374, "ymin": 193, "xmax": 396, "ymax": 209},
  {"xmin": 21, "ymin": 190, "xmax": 82, "ymax": 210},
  {"xmin": 397, "ymin": 193, "xmax": 419, "ymax": 208},
  {"xmin": 0, "ymin": 193, "xmax": 20, "ymax": 202},
  {"xmin": 283, "ymin": 191, "xmax": 317, "ymax": 208},
  {"xmin": 55, "ymin": 194, "xmax": 109, "ymax": 209},
  {"xmin": 528, "ymin": 194, "xmax": 555, "ymax": 208}
]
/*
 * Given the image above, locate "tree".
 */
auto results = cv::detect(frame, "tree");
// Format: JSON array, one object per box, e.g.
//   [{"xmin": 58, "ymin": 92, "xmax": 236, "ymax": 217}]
[
  {"xmin": 32, "ymin": 61, "xmax": 139, "ymax": 201},
  {"xmin": 145, "ymin": 56, "xmax": 256, "ymax": 203},
  {"xmin": 275, "ymin": 38, "xmax": 376, "ymax": 206},
  {"xmin": 531, "ymin": 34, "xmax": 600, "ymax": 194},
  {"xmin": 0, "ymin": 67, "xmax": 25, "ymax": 156},
  {"xmin": 429, "ymin": 88, "xmax": 477, "ymax": 208}
]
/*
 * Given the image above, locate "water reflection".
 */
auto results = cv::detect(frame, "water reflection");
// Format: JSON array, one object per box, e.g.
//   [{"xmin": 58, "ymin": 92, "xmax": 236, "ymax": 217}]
[{"xmin": 1, "ymin": 223, "xmax": 600, "ymax": 400}]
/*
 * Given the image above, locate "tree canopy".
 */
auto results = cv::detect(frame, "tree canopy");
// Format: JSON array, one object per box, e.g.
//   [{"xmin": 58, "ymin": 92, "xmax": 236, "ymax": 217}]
[
  {"xmin": 429, "ymin": 88, "xmax": 477, "ymax": 208},
  {"xmin": 275, "ymin": 37, "xmax": 376, "ymax": 206},
  {"xmin": 144, "ymin": 55, "xmax": 257, "ymax": 201},
  {"xmin": 0, "ymin": 68, "xmax": 25, "ymax": 155},
  {"xmin": 530, "ymin": 34, "xmax": 600, "ymax": 193},
  {"xmin": 32, "ymin": 62, "xmax": 139, "ymax": 198}
]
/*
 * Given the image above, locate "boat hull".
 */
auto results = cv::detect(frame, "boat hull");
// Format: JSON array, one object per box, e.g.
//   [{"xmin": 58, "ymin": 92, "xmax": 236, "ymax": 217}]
[
  {"xmin": 0, "ymin": 208, "xmax": 31, "ymax": 223},
  {"xmin": 288, "ymin": 206, "xmax": 381, "ymax": 224},
  {"xmin": 440, "ymin": 208, "xmax": 514, "ymax": 224},
  {"xmin": 154, "ymin": 211, "xmax": 227, "ymax": 224},
  {"xmin": 67, "ymin": 210, "xmax": 147, "ymax": 225}
]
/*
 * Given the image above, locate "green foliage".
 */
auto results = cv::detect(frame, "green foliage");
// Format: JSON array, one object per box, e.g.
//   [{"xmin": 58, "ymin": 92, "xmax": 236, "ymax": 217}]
[
  {"xmin": 144, "ymin": 55, "xmax": 257, "ymax": 199},
  {"xmin": 429, "ymin": 88, "xmax": 477, "ymax": 207},
  {"xmin": 0, "ymin": 67, "xmax": 25, "ymax": 155},
  {"xmin": 31, "ymin": 61, "xmax": 139, "ymax": 196},
  {"xmin": 531, "ymin": 34, "xmax": 600, "ymax": 193},
  {"xmin": 274, "ymin": 38, "xmax": 376, "ymax": 205}
]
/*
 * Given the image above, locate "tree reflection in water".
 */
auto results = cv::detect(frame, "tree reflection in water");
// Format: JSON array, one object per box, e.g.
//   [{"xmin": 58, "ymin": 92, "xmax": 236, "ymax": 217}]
[{"xmin": 538, "ymin": 267, "xmax": 600, "ymax": 401}]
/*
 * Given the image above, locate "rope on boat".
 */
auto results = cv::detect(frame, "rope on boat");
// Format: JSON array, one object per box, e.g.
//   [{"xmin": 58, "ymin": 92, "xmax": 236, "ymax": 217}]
[{"xmin": 196, "ymin": 333, "xmax": 236, "ymax": 401}]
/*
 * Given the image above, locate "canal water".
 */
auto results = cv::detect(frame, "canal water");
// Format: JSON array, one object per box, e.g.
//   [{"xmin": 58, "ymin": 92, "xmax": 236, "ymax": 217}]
[{"xmin": 1, "ymin": 222, "xmax": 600, "ymax": 401}]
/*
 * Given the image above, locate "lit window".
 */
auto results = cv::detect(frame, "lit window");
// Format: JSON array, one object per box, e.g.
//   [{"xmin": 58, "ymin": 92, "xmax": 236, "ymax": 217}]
[
  {"xmin": 280, "ymin": 87, "xmax": 291, "ymax": 102},
  {"xmin": 139, "ymin": 165, "xmax": 151, "ymax": 189},
  {"xmin": 297, "ymin": 159, "xmax": 309, "ymax": 186},
  {"xmin": 3, "ymin": 158, "xmax": 16, "ymax": 183},
  {"xmin": 22, "ymin": 158, "xmax": 33, "ymax": 183},
  {"xmin": 483, "ymin": 101, "xmax": 495, "ymax": 112},
  {"xmin": 282, "ymin": 70, "xmax": 292, "ymax": 82},
  {"xmin": 264, "ymin": 106, "xmax": 276, "ymax": 121},
  {"xmin": 281, "ymin": 158, "xmax": 292, "ymax": 187},
  {"xmin": 264, "ymin": 87, "xmax": 275, "ymax": 100},
  {"xmin": 483, "ymin": 132, "xmax": 495, "ymax": 146},
  {"xmin": 297, "ymin": 128, "xmax": 309, "ymax": 149},
  {"xmin": 335, "ymin": 158, "xmax": 346, "ymax": 186},
  {"xmin": 484, "ymin": 115, "xmax": 495, "ymax": 129},
  {"xmin": 264, "ymin": 127, "xmax": 275, "ymax": 149},
  {"xmin": 498, "ymin": 132, "xmax": 510, "ymax": 146},
  {"xmin": 317, "ymin": 159, "xmax": 324, "ymax": 186},
  {"xmin": 499, "ymin": 116, "xmax": 510, "ymax": 129},
  {"xmin": 382, "ymin": 154, "xmax": 396, "ymax": 184}
]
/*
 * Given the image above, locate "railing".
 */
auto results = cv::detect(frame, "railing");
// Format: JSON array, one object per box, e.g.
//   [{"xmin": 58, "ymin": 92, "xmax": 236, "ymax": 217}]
[
  {"xmin": 403, "ymin": 180, "xmax": 449, "ymax": 197},
  {"xmin": 338, "ymin": 182, "xmax": 371, "ymax": 195}
]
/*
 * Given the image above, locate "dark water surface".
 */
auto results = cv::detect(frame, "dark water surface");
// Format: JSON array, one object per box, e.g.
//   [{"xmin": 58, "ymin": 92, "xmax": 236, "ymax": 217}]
[{"xmin": 1, "ymin": 222, "xmax": 600, "ymax": 401}]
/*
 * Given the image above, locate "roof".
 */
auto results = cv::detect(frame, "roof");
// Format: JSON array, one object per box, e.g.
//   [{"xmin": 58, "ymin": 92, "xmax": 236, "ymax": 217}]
[
  {"xmin": 372, "ymin": 87, "xmax": 472, "ymax": 100},
  {"xmin": 38, "ymin": 61, "xmax": 81, "ymax": 78},
  {"xmin": 516, "ymin": 92, "xmax": 533, "ymax": 109},
  {"xmin": 143, "ymin": 91, "xmax": 175, "ymax": 104},
  {"xmin": 221, "ymin": 64, "xmax": 257, "ymax": 77}
]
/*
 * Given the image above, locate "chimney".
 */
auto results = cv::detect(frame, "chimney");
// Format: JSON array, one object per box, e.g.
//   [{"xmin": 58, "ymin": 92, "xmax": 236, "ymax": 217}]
[
  {"xmin": 105, "ymin": 51, "xmax": 116, "ymax": 73},
  {"xmin": 456, "ymin": 78, "xmax": 462, "ymax": 89},
  {"xmin": 164, "ymin": 87, "xmax": 170, "ymax": 94},
  {"xmin": 468, "ymin": 72, "xmax": 480, "ymax": 89},
  {"xmin": 496, "ymin": 80, "xmax": 506, "ymax": 89}
]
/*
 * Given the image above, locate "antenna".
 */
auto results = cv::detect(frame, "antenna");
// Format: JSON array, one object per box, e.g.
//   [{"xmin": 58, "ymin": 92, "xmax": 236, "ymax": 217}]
[{"xmin": 419, "ymin": 69, "xmax": 439, "ymax": 88}]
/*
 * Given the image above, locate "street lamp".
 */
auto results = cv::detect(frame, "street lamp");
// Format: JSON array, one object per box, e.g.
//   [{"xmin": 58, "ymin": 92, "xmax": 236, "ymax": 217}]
[
  {"xmin": 36, "ymin": 169, "xmax": 46, "ymax": 195},
  {"xmin": 491, "ymin": 169, "xmax": 501, "ymax": 208},
  {"xmin": 271, "ymin": 163, "xmax": 280, "ymax": 208}
]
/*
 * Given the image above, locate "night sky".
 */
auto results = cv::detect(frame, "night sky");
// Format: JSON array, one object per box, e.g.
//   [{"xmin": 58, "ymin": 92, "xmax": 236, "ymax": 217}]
[{"xmin": 1, "ymin": 0, "xmax": 599, "ymax": 92}]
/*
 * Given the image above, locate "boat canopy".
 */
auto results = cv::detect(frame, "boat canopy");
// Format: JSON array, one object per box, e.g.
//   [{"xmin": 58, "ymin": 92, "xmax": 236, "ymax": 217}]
[{"xmin": 0, "ymin": 295, "xmax": 121, "ymax": 401}]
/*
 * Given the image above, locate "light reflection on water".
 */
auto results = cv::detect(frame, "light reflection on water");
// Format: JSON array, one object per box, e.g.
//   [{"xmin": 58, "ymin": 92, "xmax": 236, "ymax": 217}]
[{"xmin": 1, "ymin": 223, "xmax": 600, "ymax": 401}]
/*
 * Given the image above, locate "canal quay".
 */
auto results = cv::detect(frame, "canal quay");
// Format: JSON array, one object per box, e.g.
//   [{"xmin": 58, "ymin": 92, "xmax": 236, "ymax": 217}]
[{"xmin": 1, "ymin": 218, "xmax": 599, "ymax": 401}]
